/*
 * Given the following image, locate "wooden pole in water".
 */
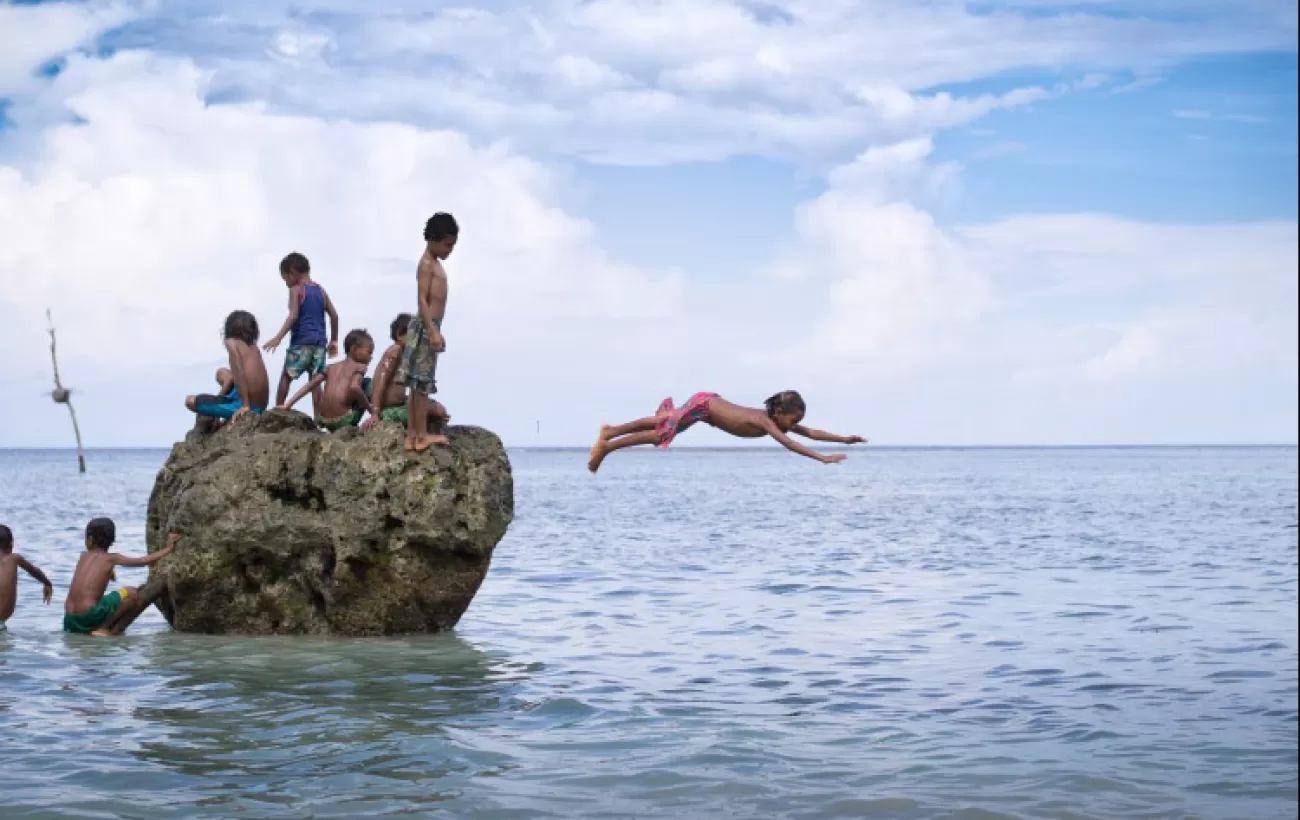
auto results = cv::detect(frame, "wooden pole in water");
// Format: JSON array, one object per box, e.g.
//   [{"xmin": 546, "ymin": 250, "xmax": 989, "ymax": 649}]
[{"xmin": 46, "ymin": 309, "xmax": 87, "ymax": 473}]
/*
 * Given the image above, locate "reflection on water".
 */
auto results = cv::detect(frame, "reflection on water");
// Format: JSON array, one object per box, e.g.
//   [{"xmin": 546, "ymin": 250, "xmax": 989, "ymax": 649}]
[{"xmin": 1, "ymin": 447, "xmax": 1296, "ymax": 818}]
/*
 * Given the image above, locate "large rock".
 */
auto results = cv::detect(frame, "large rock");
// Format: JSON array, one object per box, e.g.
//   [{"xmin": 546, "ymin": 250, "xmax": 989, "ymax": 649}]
[{"xmin": 143, "ymin": 411, "xmax": 513, "ymax": 635}]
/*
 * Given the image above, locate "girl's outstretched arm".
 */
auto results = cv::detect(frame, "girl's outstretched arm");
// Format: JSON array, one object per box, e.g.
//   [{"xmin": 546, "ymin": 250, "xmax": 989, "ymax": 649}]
[
  {"xmin": 281, "ymin": 373, "xmax": 326, "ymax": 410},
  {"xmin": 764, "ymin": 420, "xmax": 846, "ymax": 464},
  {"xmin": 792, "ymin": 425, "xmax": 867, "ymax": 444}
]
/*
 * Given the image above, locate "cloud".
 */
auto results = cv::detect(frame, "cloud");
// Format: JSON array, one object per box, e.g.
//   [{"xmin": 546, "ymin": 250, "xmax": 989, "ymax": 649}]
[
  {"xmin": 1174, "ymin": 108, "xmax": 1271, "ymax": 124},
  {"xmin": 1, "ymin": 2, "xmax": 1294, "ymax": 448},
  {"xmin": 0, "ymin": 51, "xmax": 682, "ymax": 445},
  {"xmin": 29, "ymin": 0, "xmax": 1290, "ymax": 166},
  {"xmin": 769, "ymin": 141, "xmax": 1297, "ymax": 442},
  {"xmin": 0, "ymin": 1, "xmax": 138, "ymax": 96}
]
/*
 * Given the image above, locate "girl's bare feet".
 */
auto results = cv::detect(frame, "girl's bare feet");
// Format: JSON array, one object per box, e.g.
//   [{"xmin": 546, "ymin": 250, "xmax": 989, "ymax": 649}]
[{"xmin": 587, "ymin": 436, "xmax": 608, "ymax": 473}]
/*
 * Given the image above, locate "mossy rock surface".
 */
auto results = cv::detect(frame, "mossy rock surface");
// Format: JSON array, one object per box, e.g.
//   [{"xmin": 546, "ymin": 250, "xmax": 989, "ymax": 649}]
[{"xmin": 145, "ymin": 411, "xmax": 513, "ymax": 635}]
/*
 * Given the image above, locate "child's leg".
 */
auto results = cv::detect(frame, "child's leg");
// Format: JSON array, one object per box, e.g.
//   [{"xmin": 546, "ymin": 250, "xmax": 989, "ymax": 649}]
[
  {"xmin": 276, "ymin": 371, "xmax": 292, "ymax": 407},
  {"xmin": 588, "ymin": 430, "xmax": 659, "ymax": 472},
  {"xmin": 89, "ymin": 587, "xmax": 139, "ymax": 637},
  {"xmin": 599, "ymin": 416, "xmax": 659, "ymax": 440},
  {"xmin": 408, "ymin": 392, "xmax": 447, "ymax": 452}
]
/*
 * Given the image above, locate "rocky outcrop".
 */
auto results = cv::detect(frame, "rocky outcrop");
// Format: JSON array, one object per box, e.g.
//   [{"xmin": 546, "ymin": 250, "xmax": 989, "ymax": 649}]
[{"xmin": 139, "ymin": 411, "xmax": 513, "ymax": 636}]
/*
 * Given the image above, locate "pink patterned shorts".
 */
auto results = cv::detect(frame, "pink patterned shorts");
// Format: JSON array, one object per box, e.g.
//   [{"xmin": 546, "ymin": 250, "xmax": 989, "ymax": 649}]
[{"xmin": 654, "ymin": 392, "xmax": 718, "ymax": 448}]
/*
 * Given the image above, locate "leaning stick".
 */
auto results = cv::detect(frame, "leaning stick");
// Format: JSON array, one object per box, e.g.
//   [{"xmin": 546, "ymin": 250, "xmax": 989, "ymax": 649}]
[{"xmin": 46, "ymin": 309, "xmax": 87, "ymax": 473}]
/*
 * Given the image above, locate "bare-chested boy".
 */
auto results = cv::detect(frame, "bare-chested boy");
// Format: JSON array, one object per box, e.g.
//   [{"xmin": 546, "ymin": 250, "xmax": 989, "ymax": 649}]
[
  {"xmin": 1, "ymin": 524, "xmax": 54, "ymax": 630},
  {"xmin": 184, "ymin": 310, "xmax": 270, "ymax": 422},
  {"xmin": 64, "ymin": 518, "xmax": 177, "ymax": 636},
  {"xmin": 396, "ymin": 212, "xmax": 458, "ymax": 452},
  {"xmin": 279, "ymin": 329, "xmax": 374, "ymax": 431},
  {"xmin": 361, "ymin": 313, "xmax": 450, "ymax": 433}
]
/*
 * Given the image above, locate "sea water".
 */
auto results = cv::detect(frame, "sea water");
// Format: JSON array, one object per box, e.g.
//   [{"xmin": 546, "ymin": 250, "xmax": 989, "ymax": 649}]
[{"xmin": 0, "ymin": 446, "xmax": 1296, "ymax": 819}]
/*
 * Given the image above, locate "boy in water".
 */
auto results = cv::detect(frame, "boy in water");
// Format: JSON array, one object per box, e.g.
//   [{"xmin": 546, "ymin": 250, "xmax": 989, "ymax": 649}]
[
  {"xmin": 64, "ymin": 518, "xmax": 178, "ymax": 636},
  {"xmin": 185, "ymin": 311, "xmax": 270, "ymax": 422},
  {"xmin": 263, "ymin": 253, "xmax": 339, "ymax": 415},
  {"xmin": 361, "ymin": 313, "xmax": 450, "ymax": 433},
  {"xmin": 279, "ymin": 329, "xmax": 375, "ymax": 431},
  {"xmin": 397, "ymin": 213, "xmax": 458, "ymax": 452},
  {"xmin": 0, "ymin": 525, "xmax": 54, "ymax": 631},
  {"xmin": 588, "ymin": 390, "xmax": 867, "ymax": 472}
]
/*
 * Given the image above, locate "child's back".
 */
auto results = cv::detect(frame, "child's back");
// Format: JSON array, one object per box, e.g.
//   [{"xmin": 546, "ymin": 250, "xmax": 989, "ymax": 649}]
[
  {"xmin": 291, "ymin": 280, "xmax": 328, "ymax": 348},
  {"xmin": 227, "ymin": 338, "xmax": 270, "ymax": 411},
  {"xmin": 66, "ymin": 549, "xmax": 117, "ymax": 615}
]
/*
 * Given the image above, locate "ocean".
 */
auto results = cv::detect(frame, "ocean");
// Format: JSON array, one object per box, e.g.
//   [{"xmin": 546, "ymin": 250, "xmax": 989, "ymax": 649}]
[{"xmin": 0, "ymin": 446, "xmax": 1296, "ymax": 819}]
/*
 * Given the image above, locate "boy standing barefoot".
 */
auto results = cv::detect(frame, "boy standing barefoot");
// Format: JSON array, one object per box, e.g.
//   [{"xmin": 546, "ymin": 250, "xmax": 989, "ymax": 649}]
[
  {"xmin": 361, "ymin": 313, "xmax": 450, "ymax": 433},
  {"xmin": 263, "ymin": 253, "xmax": 339, "ymax": 415},
  {"xmin": 397, "ymin": 213, "xmax": 458, "ymax": 452}
]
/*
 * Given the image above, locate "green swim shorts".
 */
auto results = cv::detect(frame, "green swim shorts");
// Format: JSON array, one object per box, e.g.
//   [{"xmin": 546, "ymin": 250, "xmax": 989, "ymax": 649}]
[
  {"xmin": 317, "ymin": 410, "xmax": 361, "ymax": 432},
  {"xmin": 63, "ymin": 589, "xmax": 128, "ymax": 634}
]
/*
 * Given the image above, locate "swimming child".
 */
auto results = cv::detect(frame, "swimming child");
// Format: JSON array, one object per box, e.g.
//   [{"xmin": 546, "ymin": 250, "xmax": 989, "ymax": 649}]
[
  {"xmin": 397, "ymin": 213, "xmax": 457, "ymax": 452},
  {"xmin": 185, "ymin": 310, "xmax": 270, "ymax": 421},
  {"xmin": 279, "ymin": 329, "xmax": 374, "ymax": 431},
  {"xmin": 64, "ymin": 518, "xmax": 177, "ymax": 637},
  {"xmin": 263, "ymin": 252, "xmax": 340, "ymax": 414},
  {"xmin": 360, "ymin": 313, "xmax": 450, "ymax": 434},
  {"xmin": 587, "ymin": 390, "xmax": 867, "ymax": 473},
  {"xmin": 0, "ymin": 524, "xmax": 54, "ymax": 630}
]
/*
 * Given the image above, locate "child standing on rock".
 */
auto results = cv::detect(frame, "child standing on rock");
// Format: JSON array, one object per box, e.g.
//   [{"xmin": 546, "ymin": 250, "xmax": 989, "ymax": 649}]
[
  {"xmin": 263, "ymin": 252, "xmax": 340, "ymax": 416},
  {"xmin": 397, "ymin": 213, "xmax": 458, "ymax": 452}
]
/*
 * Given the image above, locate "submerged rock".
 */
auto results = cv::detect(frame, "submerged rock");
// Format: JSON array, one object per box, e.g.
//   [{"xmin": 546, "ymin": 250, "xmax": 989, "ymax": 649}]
[{"xmin": 143, "ymin": 411, "xmax": 513, "ymax": 636}]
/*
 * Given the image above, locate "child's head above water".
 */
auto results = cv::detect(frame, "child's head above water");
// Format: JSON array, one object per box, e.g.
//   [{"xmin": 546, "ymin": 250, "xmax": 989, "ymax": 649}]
[
  {"xmin": 279, "ymin": 252, "xmax": 310, "ymax": 286},
  {"xmin": 390, "ymin": 313, "xmax": 412, "ymax": 344},
  {"xmin": 223, "ymin": 310, "xmax": 260, "ymax": 346},
  {"xmin": 344, "ymin": 329, "xmax": 375, "ymax": 364},
  {"xmin": 764, "ymin": 390, "xmax": 806, "ymax": 432},
  {"xmin": 423, "ymin": 213, "xmax": 459, "ymax": 260},
  {"xmin": 85, "ymin": 518, "xmax": 115, "ymax": 551},
  {"xmin": 0, "ymin": 524, "xmax": 12, "ymax": 553}
]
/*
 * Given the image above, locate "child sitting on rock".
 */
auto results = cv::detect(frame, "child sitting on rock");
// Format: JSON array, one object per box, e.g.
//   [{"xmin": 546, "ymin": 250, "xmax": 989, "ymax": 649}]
[
  {"xmin": 361, "ymin": 313, "xmax": 450, "ymax": 436},
  {"xmin": 64, "ymin": 518, "xmax": 177, "ymax": 637},
  {"xmin": 184, "ymin": 310, "xmax": 270, "ymax": 422},
  {"xmin": 279, "ymin": 328, "xmax": 375, "ymax": 431}
]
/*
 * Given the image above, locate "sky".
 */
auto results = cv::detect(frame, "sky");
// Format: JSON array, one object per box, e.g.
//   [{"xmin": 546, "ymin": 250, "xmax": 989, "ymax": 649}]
[{"xmin": 0, "ymin": 0, "xmax": 1296, "ymax": 448}]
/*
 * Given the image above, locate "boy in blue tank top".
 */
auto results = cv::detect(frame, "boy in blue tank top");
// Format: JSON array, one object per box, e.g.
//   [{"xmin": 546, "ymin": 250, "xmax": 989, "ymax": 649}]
[{"xmin": 264, "ymin": 252, "xmax": 339, "ymax": 414}]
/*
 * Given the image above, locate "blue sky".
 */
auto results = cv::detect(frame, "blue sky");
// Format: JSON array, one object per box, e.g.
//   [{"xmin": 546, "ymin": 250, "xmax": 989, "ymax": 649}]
[{"xmin": 0, "ymin": 0, "xmax": 1296, "ymax": 448}]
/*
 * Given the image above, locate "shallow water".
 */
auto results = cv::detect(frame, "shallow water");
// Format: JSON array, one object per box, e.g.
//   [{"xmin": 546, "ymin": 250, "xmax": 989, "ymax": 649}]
[{"xmin": 0, "ymin": 446, "xmax": 1296, "ymax": 819}]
